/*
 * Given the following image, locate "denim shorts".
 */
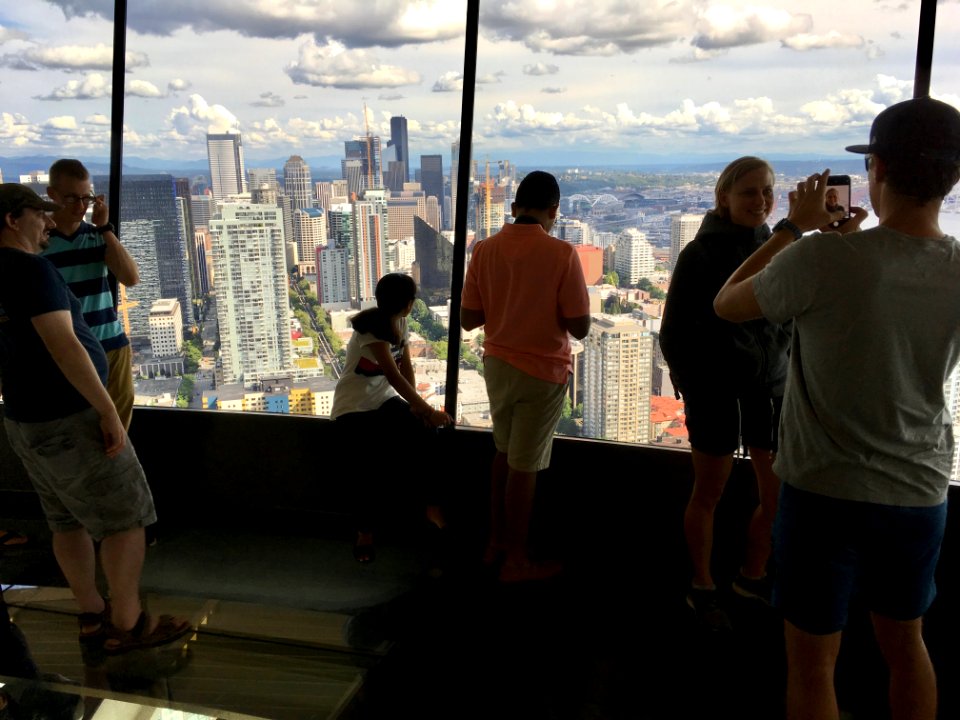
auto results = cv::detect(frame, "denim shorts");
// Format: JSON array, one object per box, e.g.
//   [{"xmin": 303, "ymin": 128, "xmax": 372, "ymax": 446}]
[
  {"xmin": 773, "ymin": 482, "xmax": 946, "ymax": 635},
  {"xmin": 682, "ymin": 388, "xmax": 781, "ymax": 456},
  {"xmin": 4, "ymin": 408, "xmax": 156, "ymax": 541}
]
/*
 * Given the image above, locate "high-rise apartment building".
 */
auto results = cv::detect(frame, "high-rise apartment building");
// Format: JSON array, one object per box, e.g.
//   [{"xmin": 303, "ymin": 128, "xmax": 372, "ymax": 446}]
[
  {"xmin": 583, "ymin": 314, "xmax": 654, "ymax": 443},
  {"xmin": 206, "ymin": 132, "xmax": 247, "ymax": 202},
  {"xmin": 294, "ymin": 207, "xmax": 327, "ymax": 272},
  {"xmin": 210, "ymin": 202, "xmax": 294, "ymax": 384},
  {"xmin": 352, "ymin": 190, "xmax": 388, "ymax": 305},
  {"xmin": 615, "ymin": 228, "xmax": 655, "ymax": 286},
  {"xmin": 386, "ymin": 191, "xmax": 428, "ymax": 242},
  {"xmin": 283, "ymin": 156, "xmax": 314, "ymax": 211},
  {"xmin": 670, "ymin": 214, "xmax": 704, "ymax": 271},
  {"xmin": 314, "ymin": 181, "xmax": 334, "ymax": 211},
  {"xmin": 316, "ymin": 246, "xmax": 351, "ymax": 308},
  {"xmin": 149, "ymin": 298, "xmax": 184, "ymax": 357}
]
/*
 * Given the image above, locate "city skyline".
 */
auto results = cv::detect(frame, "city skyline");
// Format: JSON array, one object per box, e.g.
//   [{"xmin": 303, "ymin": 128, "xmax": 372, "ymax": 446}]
[{"xmin": 2, "ymin": 1, "xmax": 958, "ymax": 166}]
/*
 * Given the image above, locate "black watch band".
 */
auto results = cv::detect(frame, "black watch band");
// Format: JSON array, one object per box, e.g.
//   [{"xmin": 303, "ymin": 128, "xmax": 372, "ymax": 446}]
[
  {"xmin": 772, "ymin": 218, "xmax": 803, "ymax": 241},
  {"xmin": 94, "ymin": 223, "xmax": 116, "ymax": 235}
]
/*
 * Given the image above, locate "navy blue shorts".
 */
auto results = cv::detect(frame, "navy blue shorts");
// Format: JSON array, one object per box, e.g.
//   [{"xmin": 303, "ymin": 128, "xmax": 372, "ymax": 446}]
[
  {"xmin": 682, "ymin": 389, "xmax": 781, "ymax": 456},
  {"xmin": 773, "ymin": 482, "xmax": 947, "ymax": 635}
]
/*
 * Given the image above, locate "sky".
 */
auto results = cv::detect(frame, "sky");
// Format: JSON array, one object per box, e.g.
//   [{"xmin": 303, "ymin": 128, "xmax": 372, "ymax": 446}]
[{"xmin": 1, "ymin": 0, "xmax": 959, "ymax": 168}]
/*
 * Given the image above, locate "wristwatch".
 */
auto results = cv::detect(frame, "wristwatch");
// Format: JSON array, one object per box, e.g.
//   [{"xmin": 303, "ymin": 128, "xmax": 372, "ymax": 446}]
[
  {"xmin": 94, "ymin": 223, "xmax": 116, "ymax": 235},
  {"xmin": 772, "ymin": 218, "xmax": 803, "ymax": 241}
]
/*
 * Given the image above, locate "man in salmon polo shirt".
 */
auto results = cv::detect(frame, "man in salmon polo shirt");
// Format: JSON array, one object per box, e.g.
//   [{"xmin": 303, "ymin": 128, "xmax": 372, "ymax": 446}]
[{"xmin": 461, "ymin": 170, "xmax": 590, "ymax": 583}]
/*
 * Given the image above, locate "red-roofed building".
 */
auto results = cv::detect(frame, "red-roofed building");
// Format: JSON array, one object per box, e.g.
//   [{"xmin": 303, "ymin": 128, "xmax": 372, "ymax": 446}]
[
  {"xmin": 650, "ymin": 395, "xmax": 688, "ymax": 448},
  {"xmin": 574, "ymin": 245, "xmax": 604, "ymax": 285}
]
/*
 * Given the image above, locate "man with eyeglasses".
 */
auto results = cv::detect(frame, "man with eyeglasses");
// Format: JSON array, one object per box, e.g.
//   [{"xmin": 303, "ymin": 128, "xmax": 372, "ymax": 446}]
[
  {"xmin": 43, "ymin": 159, "xmax": 139, "ymax": 431},
  {"xmin": 714, "ymin": 97, "xmax": 960, "ymax": 719}
]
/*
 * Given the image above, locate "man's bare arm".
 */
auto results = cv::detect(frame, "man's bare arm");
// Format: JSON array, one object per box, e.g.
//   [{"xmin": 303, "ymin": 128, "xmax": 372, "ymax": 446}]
[
  {"xmin": 461, "ymin": 306, "xmax": 485, "ymax": 331},
  {"xmin": 561, "ymin": 314, "xmax": 591, "ymax": 340},
  {"xmin": 32, "ymin": 310, "xmax": 125, "ymax": 456},
  {"xmin": 103, "ymin": 230, "xmax": 140, "ymax": 287}
]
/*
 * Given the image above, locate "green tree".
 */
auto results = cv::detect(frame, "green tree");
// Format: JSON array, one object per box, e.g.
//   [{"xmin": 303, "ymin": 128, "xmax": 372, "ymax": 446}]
[
  {"xmin": 603, "ymin": 270, "xmax": 620, "ymax": 287},
  {"xmin": 176, "ymin": 375, "xmax": 195, "ymax": 408}
]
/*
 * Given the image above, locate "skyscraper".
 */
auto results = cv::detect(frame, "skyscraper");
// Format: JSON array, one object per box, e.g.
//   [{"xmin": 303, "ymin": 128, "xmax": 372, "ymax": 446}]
[
  {"xmin": 615, "ymin": 228, "xmax": 655, "ymax": 286},
  {"xmin": 420, "ymin": 155, "xmax": 444, "ymax": 229},
  {"xmin": 317, "ymin": 246, "xmax": 351, "ymax": 308},
  {"xmin": 670, "ymin": 214, "xmax": 704, "ymax": 271},
  {"xmin": 352, "ymin": 190, "xmax": 389, "ymax": 306},
  {"xmin": 385, "ymin": 116, "xmax": 409, "ymax": 191},
  {"xmin": 293, "ymin": 207, "xmax": 327, "ymax": 273},
  {"xmin": 413, "ymin": 216, "xmax": 454, "ymax": 298},
  {"xmin": 584, "ymin": 314, "xmax": 654, "ymax": 443},
  {"xmin": 248, "ymin": 167, "xmax": 279, "ymax": 194},
  {"xmin": 94, "ymin": 173, "xmax": 191, "ymax": 337},
  {"xmin": 210, "ymin": 202, "xmax": 294, "ymax": 384},
  {"xmin": 450, "ymin": 140, "xmax": 460, "ymax": 232},
  {"xmin": 343, "ymin": 137, "xmax": 383, "ymax": 195},
  {"xmin": 206, "ymin": 132, "xmax": 247, "ymax": 202},
  {"xmin": 283, "ymin": 155, "xmax": 314, "ymax": 211}
]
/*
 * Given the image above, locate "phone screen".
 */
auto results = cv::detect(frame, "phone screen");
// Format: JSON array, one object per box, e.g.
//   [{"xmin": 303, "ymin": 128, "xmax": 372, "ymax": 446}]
[{"xmin": 826, "ymin": 176, "xmax": 851, "ymax": 221}]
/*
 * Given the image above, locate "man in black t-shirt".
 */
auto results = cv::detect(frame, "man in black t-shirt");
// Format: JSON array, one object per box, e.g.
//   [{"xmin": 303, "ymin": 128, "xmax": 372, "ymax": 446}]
[{"xmin": 0, "ymin": 184, "xmax": 189, "ymax": 654}]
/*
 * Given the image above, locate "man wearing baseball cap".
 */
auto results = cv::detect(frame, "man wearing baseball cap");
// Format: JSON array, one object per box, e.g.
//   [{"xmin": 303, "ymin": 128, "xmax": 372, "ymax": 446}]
[
  {"xmin": 0, "ymin": 184, "xmax": 190, "ymax": 654},
  {"xmin": 713, "ymin": 96, "xmax": 960, "ymax": 719}
]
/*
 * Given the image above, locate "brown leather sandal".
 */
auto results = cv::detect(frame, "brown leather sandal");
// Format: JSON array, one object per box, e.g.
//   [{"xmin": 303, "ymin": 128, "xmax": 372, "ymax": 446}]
[
  {"xmin": 104, "ymin": 611, "xmax": 191, "ymax": 654},
  {"xmin": 78, "ymin": 599, "xmax": 111, "ymax": 640}
]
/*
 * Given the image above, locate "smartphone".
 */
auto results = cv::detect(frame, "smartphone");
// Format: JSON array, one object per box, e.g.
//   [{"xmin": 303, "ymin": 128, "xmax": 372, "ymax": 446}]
[{"xmin": 825, "ymin": 175, "xmax": 851, "ymax": 224}]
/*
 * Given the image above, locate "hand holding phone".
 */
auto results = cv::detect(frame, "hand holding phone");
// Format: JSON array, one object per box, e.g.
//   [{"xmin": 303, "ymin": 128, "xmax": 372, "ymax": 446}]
[{"xmin": 821, "ymin": 175, "xmax": 851, "ymax": 231}]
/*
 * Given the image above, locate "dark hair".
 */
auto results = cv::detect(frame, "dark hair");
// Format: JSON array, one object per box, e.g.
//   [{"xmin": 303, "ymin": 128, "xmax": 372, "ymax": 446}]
[
  {"xmin": 350, "ymin": 273, "xmax": 417, "ymax": 344},
  {"xmin": 878, "ymin": 155, "xmax": 960, "ymax": 203},
  {"xmin": 48, "ymin": 159, "xmax": 89, "ymax": 187},
  {"xmin": 514, "ymin": 170, "xmax": 560, "ymax": 210},
  {"xmin": 712, "ymin": 156, "xmax": 774, "ymax": 220}
]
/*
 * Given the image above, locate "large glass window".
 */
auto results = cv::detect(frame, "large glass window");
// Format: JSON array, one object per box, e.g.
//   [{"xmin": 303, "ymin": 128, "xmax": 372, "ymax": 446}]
[{"xmin": 5, "ymin": 1, "xmax": 959, "ymax": 474}]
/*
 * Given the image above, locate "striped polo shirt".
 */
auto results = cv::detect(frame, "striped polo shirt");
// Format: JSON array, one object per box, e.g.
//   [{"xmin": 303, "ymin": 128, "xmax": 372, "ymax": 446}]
[{"xmin": 41, "ymin": 221, "xmax": 129, "ymax": 351}]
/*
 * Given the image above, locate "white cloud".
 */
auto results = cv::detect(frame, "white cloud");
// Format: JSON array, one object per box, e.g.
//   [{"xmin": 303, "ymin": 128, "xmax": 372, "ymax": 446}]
[
  {"xmin": 541, "ymin": 87, "xmax": 566, "ymax": 94},
  {"xmin": 0, "ymin": 111, "xmax": 39, "ymax": 148},
  {"xmin": 44, "ymin": 115, "xmax": 79, "ymax": 130},
  {"xmin": 0, "ymin": 25, "xmax": 28, "ymax": 44},
  {"xmin": 36, "ymin": 73, "xmax": 111, "ymax": 100},
  {"xmin": 127, "ymin": 79, "xmax": 164, "ymax": 98},
  {"xmin": 168, "ymin": 94, "xmax": 240, "ymax": 136},
  {"xmin": 285, "ymin": 39, "xmax": 420, "ymax": 89},
  {"xmin": 378, "ymin": 92, "xmax": 406, "ymax": 101},
  {"xmin": 782, "ymin": 31, "xmax": 865, "ymax": 51},
  {"xmin": 251, "ymin": 91, "xmax": 285, "ymax": 107},
  {"xmin": 481, "ymin": 1, "xmax": 690, "ymax": 55},
  {"xmin": 432, "ymin": 71, "xmax": 463, "ymax": 92},
  {"xmin": 523, "ymin": 62, "xmax": 560, "ymax": 76},
  {"xmin": 12, "ymin": 43, "xmax": 148, "ymax": 71},
  {"xmin": 46, "ymin": 1, "xmax": 464, "ymax": 48},
  {"xmin": 477, "ymin": 71, "xmax": 506, "ymax": 84},
  {"xmin": 693, "ymin": 6, "xmax": 811, "ymax": 49},
  {"xmin": 168, "ymin": 78, "xmax": 191, "ymax": 92},
  {"xmin": 84, "ymin": 113, "xmax": 111, "ymax": 125}
]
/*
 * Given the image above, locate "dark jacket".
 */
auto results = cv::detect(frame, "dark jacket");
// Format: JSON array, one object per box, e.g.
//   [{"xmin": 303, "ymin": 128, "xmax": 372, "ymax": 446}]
[{"xmin": 659, "ymin": 213, "xmax": 790, "ymax": 397}]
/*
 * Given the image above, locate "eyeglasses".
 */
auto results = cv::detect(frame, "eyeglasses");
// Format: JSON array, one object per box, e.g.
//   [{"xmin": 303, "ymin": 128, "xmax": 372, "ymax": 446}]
[
  {"xmin": 864, "ymin": 156, "xmax": 872, "ymax": 173},
  {"xmin": 62, "ymin": 194, "xmax": 97, "ymax": 206}
]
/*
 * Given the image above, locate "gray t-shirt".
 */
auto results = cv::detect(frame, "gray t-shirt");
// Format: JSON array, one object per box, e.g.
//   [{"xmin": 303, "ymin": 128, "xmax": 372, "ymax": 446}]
[{"xmin": 754, "ymin": 225, "xmax": 960, "ymax": 506}]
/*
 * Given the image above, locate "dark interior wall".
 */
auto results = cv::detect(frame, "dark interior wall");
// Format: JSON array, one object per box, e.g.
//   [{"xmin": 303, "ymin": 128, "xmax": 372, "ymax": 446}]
[{"xmin": 1, "ymin": 406, "xmax": 957, "ymax": 716}]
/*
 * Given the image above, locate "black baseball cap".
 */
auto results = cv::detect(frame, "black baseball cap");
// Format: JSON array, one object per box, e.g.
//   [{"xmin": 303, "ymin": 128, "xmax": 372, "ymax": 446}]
[
  {"xmin": 0, "ymin": 183, "xmax": 61, "ymax": 218},
  {"xmin": 846, "ymin": 97, "xmax": 960, "ymax": 163}
]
